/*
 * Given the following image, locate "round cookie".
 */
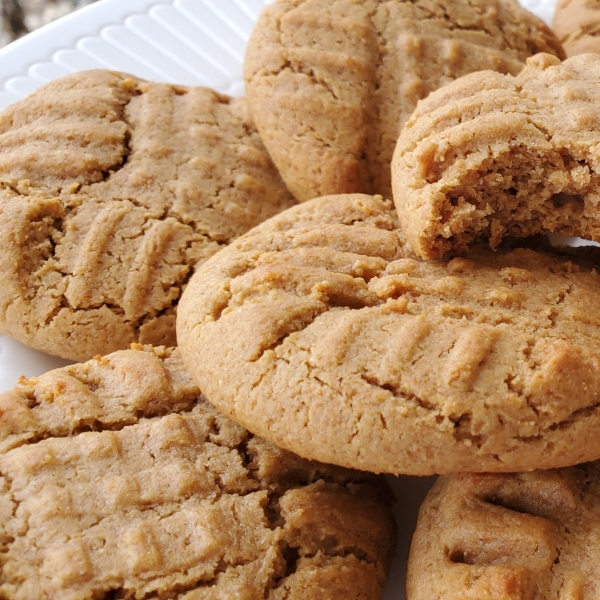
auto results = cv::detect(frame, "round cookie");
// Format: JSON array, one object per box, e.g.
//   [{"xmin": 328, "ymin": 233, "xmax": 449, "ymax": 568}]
[
  {"xmin": 392, "ymin": 53, "xmax": 600, "ymax": 260},
  {"xmin": 178, "ymin": 193, "xmax": 600, "ymax": 475},
  {"xmin": 408, "ymin": 466, "xmax": 600, "ymax": 599},
  {"xmin": 0, "ymin": 70, "xmax": 295, "ymax": 361},
  {"xmin": 0, "ymin": 345, "xmax": 395, "ymax": 599},
  {"xmin": 553, "ymin": 0, "xmax": 600, "ymax": 57},
  {"xmin": 244, "ymin": 0, "xmax": 564, "ymax": 203}
]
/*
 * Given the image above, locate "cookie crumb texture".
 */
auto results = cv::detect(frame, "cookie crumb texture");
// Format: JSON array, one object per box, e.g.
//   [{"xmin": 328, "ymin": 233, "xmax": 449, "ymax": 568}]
[
  {"xmin": 0, "ymin": 345, "xmax": 394, "ymax": 599},
  {"xmin": 553, "ymin": 0, "xmax": 600, "ymax": 57},
  {"xmin": 245, "ymin": 0, "xmax": 564, "ymax": 202},
  {"xmin": 408, "ymin": 467, "xmax": 600, "ymax": 599},
  {"xmin": 178, "ymin": 194, "xmax": 600, "ymax": 475},
  {"xmin": 0, "ymin": 70, "xmax": 295, "ymax": 361},
  {"xmin": 393, "ymin": 53, "xmax": 600, "ymax": 259}
]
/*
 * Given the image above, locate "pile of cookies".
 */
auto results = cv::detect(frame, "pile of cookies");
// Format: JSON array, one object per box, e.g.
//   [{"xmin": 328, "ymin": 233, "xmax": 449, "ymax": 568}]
[{"xmin": 1, "ymin": 0, "xmax": 600, "ymax": 597}]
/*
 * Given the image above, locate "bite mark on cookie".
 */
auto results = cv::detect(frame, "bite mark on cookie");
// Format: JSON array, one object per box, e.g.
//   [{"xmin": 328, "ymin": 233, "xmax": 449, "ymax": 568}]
[{"xmin": 393, "ymin": 53, "xmax": 600, "ymax": 258}]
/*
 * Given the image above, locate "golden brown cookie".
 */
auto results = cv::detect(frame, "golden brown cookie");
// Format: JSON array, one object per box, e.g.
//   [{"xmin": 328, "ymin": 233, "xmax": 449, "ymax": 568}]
[
  {"xmin": 177, "ymin": 193, "xmax": 600, "ymax": 475},
  {"xmin": 0, "ymin": 344, "xmax": 395, "ymax": 599},
  {"xmin": 392, "ymin": 52, "xmax": 600, "ymax": 260},
  {"xmin": 244, "ymin": 0, "xmax": 564, "ymax": 203},
  {"xmin": 553, "ymin": 0, "xmax": 600, "ymax": 56},
  {"xmin": 408, "ymin": 466, "xmax": 600, "ymax": 599},
  {"xmin": 0, "ymin": 70, "xmax": 295, "ymax": 361}
]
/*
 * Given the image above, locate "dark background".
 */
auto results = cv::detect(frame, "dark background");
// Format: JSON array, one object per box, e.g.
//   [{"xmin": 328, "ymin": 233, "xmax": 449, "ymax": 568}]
[{"xmin": 1, "ymin": 0, "xmax": 97, "ymax": 47}]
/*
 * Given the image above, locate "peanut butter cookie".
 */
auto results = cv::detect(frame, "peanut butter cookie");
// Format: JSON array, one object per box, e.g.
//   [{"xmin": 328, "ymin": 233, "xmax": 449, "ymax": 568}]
[
  {"xmin": 553, "ymin": 0, "xmax": 600, "ymax": 56},
  {"xmin": 245, "ymin": 0, "xmax": 564, "ymax": 202},
  {"xmin": 0, "ymin": 70, "xmax": 295, "ymax": 361},
  {"xmin": 178, "ymin": 194, "xmax": 600, "ymax": 475},
  {"xmin": 0, "ymin": 345, "xmax": 395, "ymax": 599},
  {"xmin": 392, "ymin": 53, "xmax": 600, "ymax": 259},
  {"xmin": 408, "ymin": 466, "xmax": 600, "ymax": 599}
]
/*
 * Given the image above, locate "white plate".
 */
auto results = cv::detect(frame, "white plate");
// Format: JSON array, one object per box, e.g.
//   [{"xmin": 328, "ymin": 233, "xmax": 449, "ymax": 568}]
[{"xmin": 0, "ymin": 0, "xmax": 558, "ymax": 597}]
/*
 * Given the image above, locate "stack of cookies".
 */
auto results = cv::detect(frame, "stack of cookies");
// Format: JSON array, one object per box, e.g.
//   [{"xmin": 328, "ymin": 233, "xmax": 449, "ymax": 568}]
[{"xmin": 1, "ymin": 0, "xmax": 599, "ymax": 598}]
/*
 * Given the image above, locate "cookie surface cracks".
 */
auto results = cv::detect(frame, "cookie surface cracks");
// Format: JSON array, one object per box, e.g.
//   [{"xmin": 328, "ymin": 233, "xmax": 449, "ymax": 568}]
[
  {"xmin": 408, "ymin": 466, "xmax": 600, "ymax": 599},
  {"xmin": 392, "ymin": 53, "xmax": 600, "ymax": 259},
  {"xmin": 178, "ymin": 193, "xmax": 600, "ymax": 475},
  {"xmin": 0, "ymin": 70, "xmax": 295, "ymax": 361},
  {"xmin": 245, "ymin": 0, "xmax": 564, "ymax": 202},
  {"xmin": 0, "ymin": 345, "xmax": 394, "ymax": 599}
]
